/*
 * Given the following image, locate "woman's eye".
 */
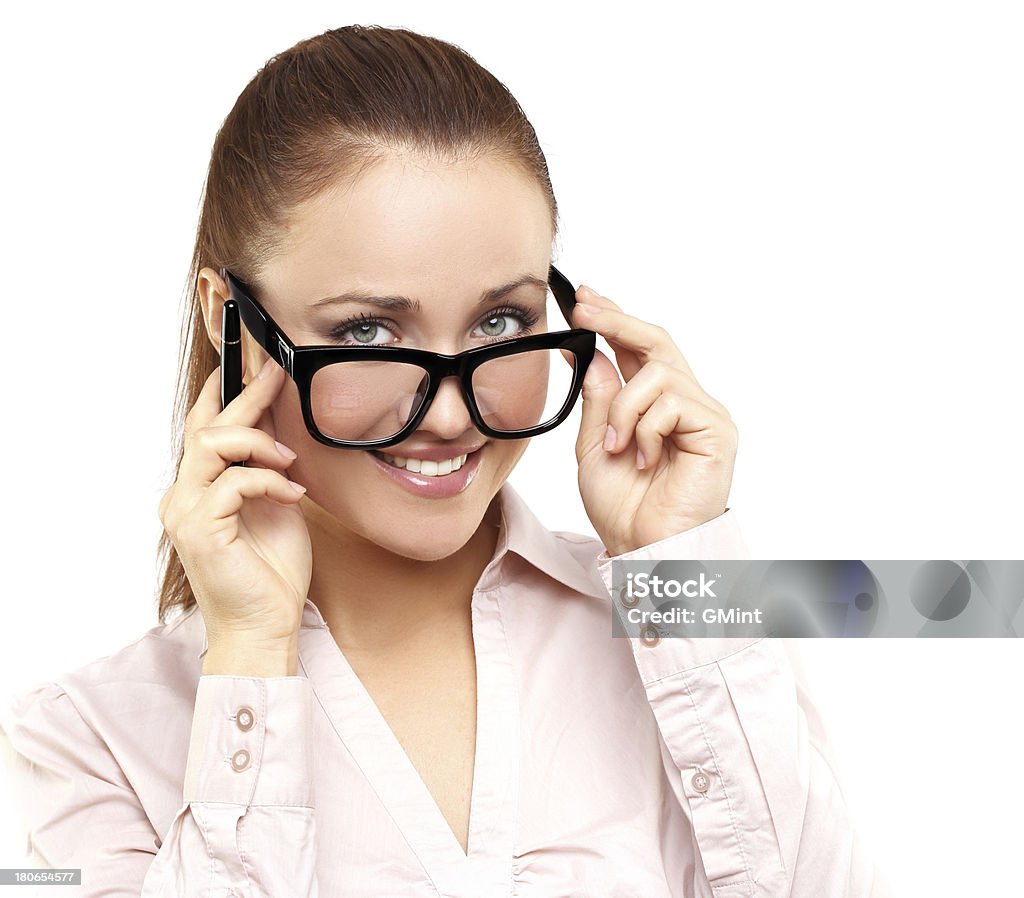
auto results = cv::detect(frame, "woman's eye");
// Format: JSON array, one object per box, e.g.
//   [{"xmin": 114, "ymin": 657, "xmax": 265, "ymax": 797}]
[
  {"xmin": 329, "ymin": 317, "xmax": 395, "ymax": 345},
  {"xmin": 477, "ymin": 311, "xmax": 534, "ymax": 340},
  {"xmin": 349, "ymin": 322, "xmax": 381, "ymax": 344}
]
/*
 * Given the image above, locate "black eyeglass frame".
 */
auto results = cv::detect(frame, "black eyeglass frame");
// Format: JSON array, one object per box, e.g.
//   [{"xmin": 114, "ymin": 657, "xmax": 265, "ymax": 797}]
[{"xmin": 219, "ymin": 265, "xmax": 597, "ymax": 450}]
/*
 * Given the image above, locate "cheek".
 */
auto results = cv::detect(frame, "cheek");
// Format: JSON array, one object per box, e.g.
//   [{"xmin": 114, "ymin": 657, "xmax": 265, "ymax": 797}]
[
  {"xmin": 266, "ymin": 383, "xmax": 384, "ymax": 506},
  {"xmin": 267, "ymin": 382, "xmax": 310, "ymax": 448},
  {"xmin": 267, "ymin": 384, "xmax": 346, "ymax": 482},
  {"xmin": 488, "ymin": 439, "xmax": 528, "ymax": 481}
]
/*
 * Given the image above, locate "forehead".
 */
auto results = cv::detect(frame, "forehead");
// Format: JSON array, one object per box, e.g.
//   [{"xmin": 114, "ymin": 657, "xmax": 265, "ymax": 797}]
[{"xmin": 258, "ymin": 152, "xmax": 554, "ymax": 310}]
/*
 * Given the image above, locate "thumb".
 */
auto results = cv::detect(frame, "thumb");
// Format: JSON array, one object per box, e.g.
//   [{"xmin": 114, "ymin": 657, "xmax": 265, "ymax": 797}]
[{"xmin": 576, "ymin": 348, "xmax": 622, "ymax": 460}]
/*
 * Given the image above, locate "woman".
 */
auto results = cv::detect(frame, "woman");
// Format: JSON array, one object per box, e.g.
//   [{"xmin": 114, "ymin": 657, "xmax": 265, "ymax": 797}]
[{"xmin": 0, "ymin": 25, "xmax": 888, "ymax": 897}]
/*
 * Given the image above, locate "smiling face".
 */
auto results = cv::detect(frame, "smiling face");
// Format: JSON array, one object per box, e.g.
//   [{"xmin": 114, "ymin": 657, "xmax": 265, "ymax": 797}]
[{"xmin": 204, "ymin": 151, "xmax": 556, "ymax": 561}]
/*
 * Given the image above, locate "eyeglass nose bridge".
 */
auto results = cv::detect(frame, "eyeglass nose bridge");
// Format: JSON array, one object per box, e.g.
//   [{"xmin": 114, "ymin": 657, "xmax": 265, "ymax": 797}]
[{"xmin": 402, "ymin": 350, "xmax": 490, "ymax": 432}]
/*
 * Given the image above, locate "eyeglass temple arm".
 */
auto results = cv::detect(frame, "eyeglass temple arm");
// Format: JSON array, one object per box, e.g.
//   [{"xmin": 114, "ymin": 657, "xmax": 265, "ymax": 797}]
[
  {"xmin": 548, "ymin": 264, "xmax": 580, "ymax": 327},
  {"xmin": 219, "ymin": 268, "xmax": 296, "ymax": 375}
]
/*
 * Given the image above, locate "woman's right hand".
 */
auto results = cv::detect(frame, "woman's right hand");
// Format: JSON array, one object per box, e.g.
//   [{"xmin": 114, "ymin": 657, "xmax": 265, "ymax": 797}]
[{"xmin": 158, "ymin": 358, "xmax": 313, "ymax": 674}]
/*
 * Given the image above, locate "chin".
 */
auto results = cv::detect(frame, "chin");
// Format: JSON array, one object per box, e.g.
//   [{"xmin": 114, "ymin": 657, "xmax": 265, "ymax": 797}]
[{"xmin": 366, "ymin": 520, "xmax": 480, "ymax": 562}]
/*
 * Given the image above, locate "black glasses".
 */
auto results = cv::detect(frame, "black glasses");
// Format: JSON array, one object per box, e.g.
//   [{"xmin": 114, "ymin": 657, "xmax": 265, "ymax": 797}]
[{"xmin": 219, "ymin": 266, "xmax": 597, "ymax": 450}]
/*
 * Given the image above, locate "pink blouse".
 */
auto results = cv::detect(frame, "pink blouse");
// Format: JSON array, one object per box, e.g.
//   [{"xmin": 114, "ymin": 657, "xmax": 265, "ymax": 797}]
[{"xmin": 0, "ymin": 483, "xmax": 891, "ymax": 897}]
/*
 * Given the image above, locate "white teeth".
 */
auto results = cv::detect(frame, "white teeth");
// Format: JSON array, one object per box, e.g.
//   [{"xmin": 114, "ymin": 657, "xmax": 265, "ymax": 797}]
[{"xmin": 379, "ymin": 452, "xmax": 469, "ymax": 476}]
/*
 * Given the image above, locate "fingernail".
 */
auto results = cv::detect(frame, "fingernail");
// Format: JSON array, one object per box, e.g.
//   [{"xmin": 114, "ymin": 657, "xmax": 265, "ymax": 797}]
[
  {"xmin": 636, "ymin": 449, "xmax": 646, "ymax": 469},
  {"xmin": 603, "ymin": 424, "xmax": 617, "ymax": 451},
  {"xmin": 257, "ymin": 358, "xmax": 274, "ymax": 380},
  {"xmin": 288, "ymin": 480, "xmax": 307, "ymax": 493},
  {"xmin": 275, "ymin": 440, "xmax": 297, "ymax": 459}
]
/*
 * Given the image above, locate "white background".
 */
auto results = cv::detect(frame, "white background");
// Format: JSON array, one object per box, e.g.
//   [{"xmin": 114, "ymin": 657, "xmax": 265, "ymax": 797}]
[{"xmin": 1, "ymin": 2, "xmax": 1022, "ymax": 895}]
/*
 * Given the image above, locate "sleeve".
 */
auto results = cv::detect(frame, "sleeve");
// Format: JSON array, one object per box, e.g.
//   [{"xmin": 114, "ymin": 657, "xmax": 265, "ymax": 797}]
[
  {"xmin": 595, "ymin": 509, "xmax": 895, "ymax": 898},
  {"xmin": 0, "ymin": 675, "xmax": 319, "ymax": 897}
]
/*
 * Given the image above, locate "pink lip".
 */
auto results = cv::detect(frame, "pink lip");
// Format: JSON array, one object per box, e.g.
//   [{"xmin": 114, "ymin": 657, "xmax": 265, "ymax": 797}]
[
  {"xmin": 367, "ymin": 445, "xmax": 485, "ymax": 498},
  {"xmin": 378, "ymin": 443, "xmax": 486, "ymax": 462}
]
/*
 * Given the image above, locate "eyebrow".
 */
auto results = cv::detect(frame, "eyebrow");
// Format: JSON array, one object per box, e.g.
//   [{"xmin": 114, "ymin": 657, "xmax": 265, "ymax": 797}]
[{"xmin": 309, "ymin": 274, "xmax": 549, "ymax": 313}]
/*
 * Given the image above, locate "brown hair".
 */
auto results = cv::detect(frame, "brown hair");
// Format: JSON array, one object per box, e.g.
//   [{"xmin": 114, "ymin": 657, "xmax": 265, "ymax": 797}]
[{"xmin": 156, "ymin": 25, "xmax": 560, "ymax": 623}]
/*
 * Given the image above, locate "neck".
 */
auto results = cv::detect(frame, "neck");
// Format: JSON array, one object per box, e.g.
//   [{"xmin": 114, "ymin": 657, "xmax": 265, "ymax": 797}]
[{"xmin": 300, "ymin": 495, "xmax": 502, "ymax": 659}]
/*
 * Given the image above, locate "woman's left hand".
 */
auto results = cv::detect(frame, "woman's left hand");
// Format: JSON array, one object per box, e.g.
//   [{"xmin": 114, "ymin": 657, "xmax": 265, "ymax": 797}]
[{"xmin": 571, "ymin": 285, "xmax": 738, "ymax": 556}]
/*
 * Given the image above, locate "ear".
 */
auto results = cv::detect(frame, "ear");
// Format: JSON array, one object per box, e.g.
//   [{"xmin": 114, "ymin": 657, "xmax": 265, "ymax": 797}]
[
  {"xmin": 196, "ymin": 267, "xmax": 266, "ymax": 385},
  {"xmin": 197, "ymin": 266, "xmax": 229, "ymax": 351}
]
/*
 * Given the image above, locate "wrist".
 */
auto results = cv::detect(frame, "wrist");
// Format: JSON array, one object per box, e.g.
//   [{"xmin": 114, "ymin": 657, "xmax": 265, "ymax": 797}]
[{"xmin": 202, "ymin": 636, "xmax": 299, "ymax": 677}]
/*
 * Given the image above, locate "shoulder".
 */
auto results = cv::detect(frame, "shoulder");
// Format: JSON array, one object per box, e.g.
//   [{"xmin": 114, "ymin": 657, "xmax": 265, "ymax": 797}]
[
  {"xmin": 0, "ymin": 608, "xmax": 205, "ymax": 830},
  {"xmin": 62, "ymin": 604, "xmax": 204, "ymax": 689},
  {"xmin": 1, "ymin": 607, "xmax": 204, "ymax": 764}
]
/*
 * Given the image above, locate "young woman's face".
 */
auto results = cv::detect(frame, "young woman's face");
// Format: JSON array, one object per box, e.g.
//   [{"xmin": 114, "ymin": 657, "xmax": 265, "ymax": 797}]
[{"xmin": 227, "ymin": 152, "xmax": 555, "ymax": 560}]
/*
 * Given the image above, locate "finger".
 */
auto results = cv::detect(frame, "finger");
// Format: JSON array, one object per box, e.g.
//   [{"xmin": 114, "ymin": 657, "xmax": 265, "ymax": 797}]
[
  {"xmin": 573, "ymin": 286, "xmax": 731, "ymax": 419},
  {"xmin": 575, "ymin": 348, "xmax": 622, "ymax": 461},
  {"xmin": 571, "ymin": 290, "xmax": 641, "ymax": 382},
  {"xmin": 574, "ymin": 289, "xmax": 732, "ymax": 420},
  {"xmin": 602, "ymin": 361, "xmax": 728, "ymax": 455},
  {"xmin": 601, "ymin": 360, "xmax": 678, "ymax": 453},
  {"xmin": 572, "ymin": 285, "xmax": 699, "ymax": 385},
  {"xmin": 188, "ymin": 466, "xmax": 306, "ymax": 535},
  {"xmin": 184, "ymin": 367, "xmax": 231, "ymax": 446},
  {"xmin": 634, "ymin": 391, "xmax": 727, "ymax": 470},
  {"xmin": 187, "ymin": 359, "xmax": 288, "ymax": 453},
  {"xmin": 572, "ymin": 286, "xmax": 643, "ymax": 381},
  {"xmin": 172, "ymin": 425, "xmax": 299, "ymax": 526},
  {"xmin": 578, "ymin": 284, "xmax": 624, "ymax": 313}
]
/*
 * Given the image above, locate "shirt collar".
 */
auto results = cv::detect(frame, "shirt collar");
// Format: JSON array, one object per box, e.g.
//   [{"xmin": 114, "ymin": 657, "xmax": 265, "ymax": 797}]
[
  {"xmin": 492, "ymin": 481, "xmax": 610, "ymax": 601},
  {"xmin": 195, "ymin": 481, "xmax": 607, "ymax": 660}
]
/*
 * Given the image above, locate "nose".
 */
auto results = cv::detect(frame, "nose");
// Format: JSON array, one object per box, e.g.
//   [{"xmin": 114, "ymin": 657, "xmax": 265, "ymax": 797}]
[{"xmin": 416, "ymin": 374, "xmax": 476, "ymax": 440}]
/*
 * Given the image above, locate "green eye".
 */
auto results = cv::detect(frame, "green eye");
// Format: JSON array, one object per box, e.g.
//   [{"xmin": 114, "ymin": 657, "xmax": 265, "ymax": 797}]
[
  {"xmin": 351, "ymin": 322, "xmax": 379, "ymax": 343},
  {"xmin": 480, "ymin": 316, "xmax": 508, "ymax": 337}
]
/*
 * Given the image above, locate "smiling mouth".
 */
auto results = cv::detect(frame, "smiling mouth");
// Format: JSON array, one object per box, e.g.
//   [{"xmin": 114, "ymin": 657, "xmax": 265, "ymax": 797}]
[{"xmin": 368, "ymin": 447, "xmax": 481, "ymax": 476}]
